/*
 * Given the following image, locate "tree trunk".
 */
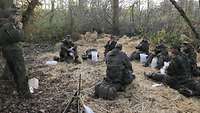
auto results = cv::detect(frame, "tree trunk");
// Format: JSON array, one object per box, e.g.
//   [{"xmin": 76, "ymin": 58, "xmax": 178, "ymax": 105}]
[
  {"xmin": 49, "ymin": 0, "xmax": 55, "ymax": 23},
  {"xmin": 22, "ymin": 0, "xmax": 40, "ymax": 28},
  {"xmin": 69, "ymin": 0, "xmax": 74, "ymax": 35},
  {"xmin": 169, "ymin": 0, "xmax": 200, "ymax": 40},
  {"xmin": 145, "ymin": 0, "xmax": 150, "ymax": 33},
  {"xmin": 112, "ymin": 0, "xmax": 119, "ymax": 35},
  {"xmin": 199, "ymin": 0, "xmax": 200, "ymax": 18}
]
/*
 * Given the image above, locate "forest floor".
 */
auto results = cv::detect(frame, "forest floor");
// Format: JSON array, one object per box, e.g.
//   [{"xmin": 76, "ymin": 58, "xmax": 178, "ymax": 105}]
[{"xmin": 0, "ymin": 34, "xmax": 200, "ymax": 113}]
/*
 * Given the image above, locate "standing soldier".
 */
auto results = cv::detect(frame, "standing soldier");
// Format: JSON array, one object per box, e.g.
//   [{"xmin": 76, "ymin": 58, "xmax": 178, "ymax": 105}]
[{"xmin": 0, "ymin": 3, "xmax": 31, "ymax": 98}]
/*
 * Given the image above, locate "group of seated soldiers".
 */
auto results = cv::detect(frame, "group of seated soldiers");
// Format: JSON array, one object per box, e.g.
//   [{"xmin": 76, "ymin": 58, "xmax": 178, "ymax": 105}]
[
  {"xmin": 56, "ymin": 34, "xmax": 200, "ymax": 100},
  {"xmin": 131, "ymin": 38, "xmax": 200, "ymax": 97}
]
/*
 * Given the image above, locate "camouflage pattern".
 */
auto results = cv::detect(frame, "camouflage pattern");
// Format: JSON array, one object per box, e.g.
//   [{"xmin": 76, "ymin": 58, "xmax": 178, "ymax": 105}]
[
  {"xmin": 181, "ymin": 43, "xmax": 200, "ymax": 77},
  {"xmin": 144, "ymin": 43, "xmax": 170, "ymax": 69},
  {"xmin": 0, "ymin": 5, "xmax": 30, "ymax": 98},
  {"xmin": 59, "ymin": 37, "xmax": 80, "ymax": 63},
  {"xmin": 105, "ymin": 47, "xmax": 134, "ymax": 90},
  {"xmin": 82, "ymin": 48, "xmax": 98, "ymax": 60},
  {"xmin": 2, "ymin": 44, "xmax": 30, "ymax": 96},
  {"xmin": 0, "ymin": 0, "xmax": 13, "ymax": 9},
  {"xmin": 145, "ymin": 48, "xmax": 200, "ymax": 97},
  {"xmin": 0, "ymin": 22, "xmax": 23, "ymax": 46},
  {"xmin": 94, "ymin": 80, "xmax": 117, "ymax": 100},
  {"xmin": 129, "ymin": 39, "xmax": 149, "ymax": 61},
  {"xmin": 104, "ymin": 38, "xmax": 117, "ymax": 57},
  {"xmin": 95, "ymin": 46, "xmax": 135, "ymax": 100}
]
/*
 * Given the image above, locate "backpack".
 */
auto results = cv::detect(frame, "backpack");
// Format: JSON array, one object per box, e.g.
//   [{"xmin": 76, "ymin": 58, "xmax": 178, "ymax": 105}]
[{"xmin": 94, "ymin": 80, "xmax": 117, "ymax": 100}]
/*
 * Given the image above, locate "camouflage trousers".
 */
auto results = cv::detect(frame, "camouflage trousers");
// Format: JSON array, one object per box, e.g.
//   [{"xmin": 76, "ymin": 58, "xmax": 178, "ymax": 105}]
[
  {"xmin": 146, "ymin": 73, "xmax": 200, "ymax": 97},
  {"xmin": 1, "ymin": 44, "xmax": 30, "ymax": 96}
]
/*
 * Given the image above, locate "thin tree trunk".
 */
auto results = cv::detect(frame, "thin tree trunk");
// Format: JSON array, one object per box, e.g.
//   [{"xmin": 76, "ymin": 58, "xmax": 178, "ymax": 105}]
[
  {"xmin": 169, "ymin": 0, "xmax": 200, "ymax": 40},
  {"xmin": 69, "ymin": 0, "xmax": 74, "ymax": 35},
  {"xmin": 199, "ymin": 0, "xmax": 200, "ymax": 18},
  {"xmin": 49, "ymin": 0, "xmax": 55, "ymax": 23},
  {"xmin": 145, "ymin": 0, "xmax": 150, "ymax": 33},
  {"xmin": 112, "ymin": 0, "xmax": 119, "ymax": 35}
]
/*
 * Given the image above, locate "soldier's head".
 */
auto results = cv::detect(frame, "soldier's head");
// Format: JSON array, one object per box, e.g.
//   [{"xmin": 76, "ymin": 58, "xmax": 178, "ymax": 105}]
[
  {"xmin": 181, "ymin": 41, "xmax": 194, "ymax": 53},
  {"xmin": 170, "ymin": 44, "xmax": 181, "ymax": 57},
  {"xmin": 109, "ymin": 35, "xmax": 115, "ymax": 40},
  {"xmin": 142, "ymin": 36, "xmax": 148, "ymax": 43},
  {"xmin": 115, "ymin": 43, "xmax": 122, "ymax": 50}
]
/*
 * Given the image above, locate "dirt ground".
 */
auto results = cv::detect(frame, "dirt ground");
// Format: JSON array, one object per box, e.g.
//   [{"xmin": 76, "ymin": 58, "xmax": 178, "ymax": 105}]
[{"xmin": 0, "ymin": 35, "xmax": 200, "ymax": 113}]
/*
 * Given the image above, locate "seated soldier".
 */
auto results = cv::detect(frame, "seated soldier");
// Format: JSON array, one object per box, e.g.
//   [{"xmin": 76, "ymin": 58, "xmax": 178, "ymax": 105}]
[
  {"xmin": 144, "ymin": 40, "xmax": 170, "ymax": 69},
  {"xmin": 144, "ymin": 44, "xmax": 200, "ymax": 97},
  {"xmin": 129, "ymin": 37, "xmax": 149, "ymax": 61},
  {"xmin": 104, "ymin": 35, "xmax": 117, "ymax": 57},
  {"xmin": 82, "ymin": 48, "xmax": 99, "ymax": 60},
  {"xmin": 58, "ymin": 35, "xmax": 80, "ymax": 63},
  {"xmin": 95, "ymin": 44, "xmax": 135, "ymax": 100},
  {"xmin": 181, "ymin": 41, "xmax": 200, "ymax": 77}
]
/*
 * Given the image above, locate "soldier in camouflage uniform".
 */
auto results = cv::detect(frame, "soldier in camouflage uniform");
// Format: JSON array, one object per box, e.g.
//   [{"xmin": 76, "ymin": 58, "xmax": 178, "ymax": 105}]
[
  {"xmin": 0, "ymin": 4, "xmax": 31, "ymax": 98},
  {"xmin": 181, "ymin": 42, "xmax": 200, "ymax": 77},
  {"xmin": 144, "ymin": 45, "xmax": 200, "ymax": 97},
  {"xmin": 59, "ymin": 35, "xmax": 80, "ymax": 63},
  {"xmin": 105, "ymin": 44, "xmax": 135, "ymax": 91},
  {"xmin": 94, "ymin": 44, "xmax": 135, "ymax": 100},
  {"xmin": 144, "ymin": 40, "xmax": 170, "ymax": 69},
  {"xmin": 129, "ymin": 38, "xmax": 149, "ymax": 61}
]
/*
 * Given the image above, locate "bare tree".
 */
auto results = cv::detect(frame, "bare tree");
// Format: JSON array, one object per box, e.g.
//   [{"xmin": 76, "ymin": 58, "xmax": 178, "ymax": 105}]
[
  {"xmin": 49, "ymin": 0, "xmax": 55, "ymax": 23},
  {"xmin": 112, "ymin": 0, "xmax": 119, "ymax": 35},
  {"xmin": 22, "ymin": 0, "xmax": 41, "ymax": 28},
  {"xmin": 169, "ymin": 0, "xmax": 200, "ymax": 40},
  {"xmin": 69, "ymin": 0, "xmax": 74, "ymax": 34}
]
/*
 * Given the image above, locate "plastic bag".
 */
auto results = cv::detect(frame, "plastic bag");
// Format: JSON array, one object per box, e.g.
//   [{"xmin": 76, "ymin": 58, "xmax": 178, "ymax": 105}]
[{"xmin": 140, "ymin": 53, "xmax": 148, "ymax": 64}]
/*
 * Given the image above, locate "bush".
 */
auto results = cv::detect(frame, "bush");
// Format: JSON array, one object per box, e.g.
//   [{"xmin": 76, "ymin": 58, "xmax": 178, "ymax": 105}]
[{"xmin": 150, "ymin": 29, "xmax": 183, "ymax": 47}]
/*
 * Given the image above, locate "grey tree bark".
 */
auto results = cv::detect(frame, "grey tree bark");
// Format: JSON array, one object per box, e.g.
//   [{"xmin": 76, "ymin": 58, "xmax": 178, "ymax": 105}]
[
  {"xmin": 112, "ymin": 0, "xmax": 119, "ymax": 35},
  {"xmin": 169, "ymin": 0, "xmax": 200, "ymax": 40}
]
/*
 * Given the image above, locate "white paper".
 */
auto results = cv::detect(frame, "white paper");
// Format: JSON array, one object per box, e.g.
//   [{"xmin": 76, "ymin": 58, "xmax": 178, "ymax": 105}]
[{"xmin": 46, "ymin": 61, "xmax": 58, "ymax": 65}]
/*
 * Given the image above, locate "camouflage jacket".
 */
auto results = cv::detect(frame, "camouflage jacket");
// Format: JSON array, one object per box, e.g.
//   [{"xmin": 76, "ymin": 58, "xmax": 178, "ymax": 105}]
[
  {"xmin": 136, "ymin": 40, "xmax": 149, "ymax": 54},
  {"xmin": 166, "ymin": 53, "xmax": 191, "ymax": 80},
  {"xmin": 106, "ymin": 48, "xmax": 133, "ymax": 83},
  {"xmin": 0, "ymin": 22, "xmax": 23, "ymax": 46}
]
